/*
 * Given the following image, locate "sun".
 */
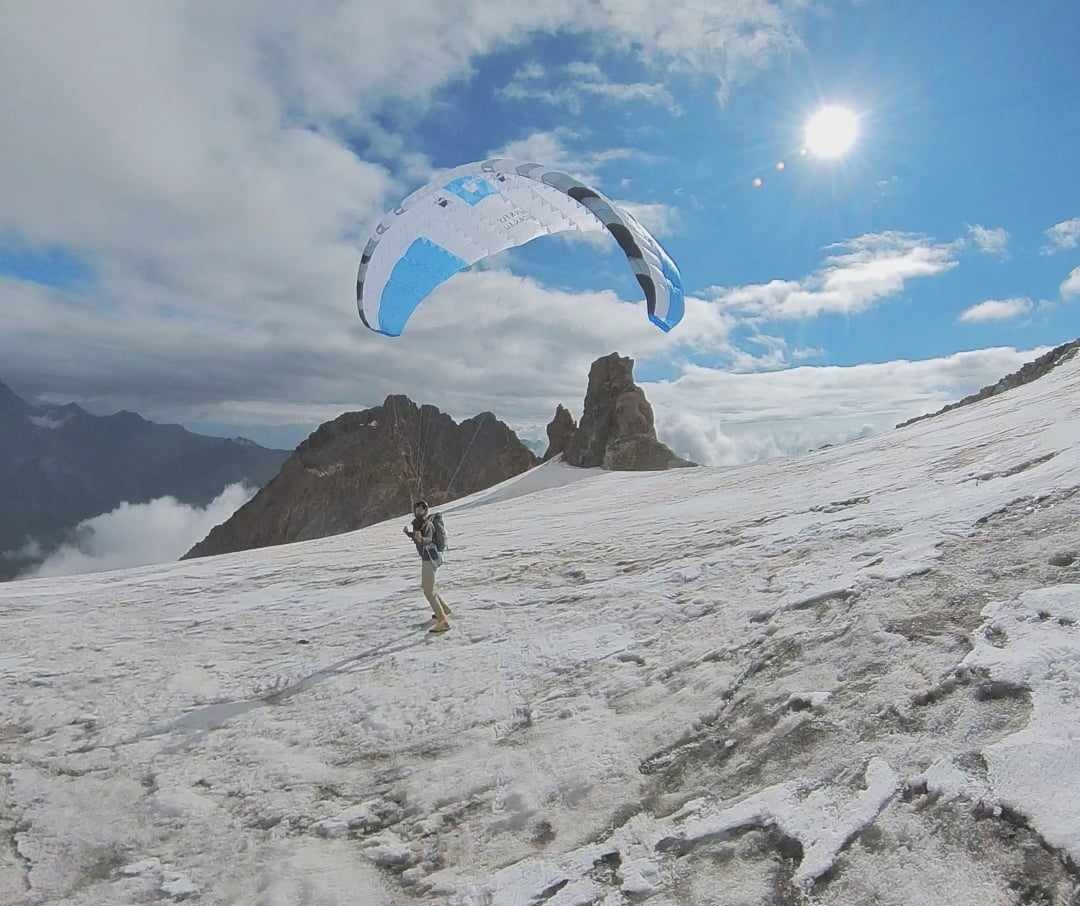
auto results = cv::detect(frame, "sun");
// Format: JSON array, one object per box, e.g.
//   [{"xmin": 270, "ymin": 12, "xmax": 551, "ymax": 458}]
[{"xmin": 805, "ymin": 105, "xmax": 858, "ymax": 159}]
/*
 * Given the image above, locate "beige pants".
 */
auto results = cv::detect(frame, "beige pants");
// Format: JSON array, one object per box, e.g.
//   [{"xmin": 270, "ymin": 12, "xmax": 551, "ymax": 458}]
[{"xmin": 421, "ymin": 560, "xmax": 450, "ymax": 620}]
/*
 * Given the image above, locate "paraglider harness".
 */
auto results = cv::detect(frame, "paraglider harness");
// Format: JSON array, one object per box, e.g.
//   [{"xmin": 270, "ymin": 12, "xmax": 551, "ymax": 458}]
[{"xmin": 431, "ymin": 513, "xmax": 448, "ymax": 553}]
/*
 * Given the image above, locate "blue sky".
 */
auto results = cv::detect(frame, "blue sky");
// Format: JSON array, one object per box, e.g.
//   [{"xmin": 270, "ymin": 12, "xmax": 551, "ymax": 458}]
[
  {"xmin": 365, "ymin": 0, "xmax": 1080, "ymax": 369},
  {"xmin": 0, "ymin": 241, "xmax": 92, "ymax": 290},
  {"xmin": 1, "ymin": 1, "xmax": 1078, "ymax": 462}
]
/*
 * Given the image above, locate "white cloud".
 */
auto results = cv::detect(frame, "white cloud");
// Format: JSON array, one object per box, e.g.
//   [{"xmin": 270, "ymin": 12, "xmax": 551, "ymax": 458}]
[
  {"xmin": 582, "ymin": 80, "xmax": 680, "ymax": 111},
  {"xmin": 552, "ymin": 230, "xmax": 619, "ymax": 252},
  {"xmin": 3, "ymin": 265, "xmax": 732, "ymax": 447},
  {"xmin": 0, "ymin": 0, "xmax": 804, "ymax": 257},
  {"xmin": 499, "ymin": 82, "xmax": 574, "ymax": 108},
  {"xmin": 27, "ymin": 412, "xmax": 72, "ymax": 430},
  {"xmin": 0, "ymin": 1, "xmax": 814, "ymax": 449},
  {"xmin": 958, "ymin": 297, "xmax": 1033, "ymax": 324},
  {"xmin": 707, "ymin": 232, "xmax": 960, "ymax": 321},
  {"xmin": 1042, "ymin": 218, "xmax": 1080, "ymax": 254},
  {"xmin": 2, "ymin": 539, "xmax": 43, "ymax": 563},
  {"xmin": 646, "ymin": 346, "xmax": 1050, "ymax": 466},
  {"xmin": 21, "ymin": 484, "xmax": 256, "ymax": 579},
  {"xmin": 655, "ymin": 408, "xmax": 878, "ymax": 467},
  {"xmin": 616, "ymin": 200, "xmax": 678, "ymax": 236},
  {"xmin": 565, "ymin": 61, "xmax": 604, "ymax": 80},
  {"xmin": 965, "ymin": 224, "xmax": 1009, "ymax": 257},
  {"xmin": 727, "ymin": 332, "xmax": 791, "ymax": 371},
  {"xmin": 491, "ymin": 128, "xmax": 641, "ymax": 184},
  {"xmin": 502, "ymin": 60, "xmax": 681, "ymax": 114},
  {"xmin": 597, "ymin": 0, "xmax": 803, "ymax": 102},
  {"xmin": 1062, "ymin": 266, "xmax": 1080, "ymax": 299},
  {"xmin": 513, "ymin": 61, "xmax": 547, "ymax": 81}
]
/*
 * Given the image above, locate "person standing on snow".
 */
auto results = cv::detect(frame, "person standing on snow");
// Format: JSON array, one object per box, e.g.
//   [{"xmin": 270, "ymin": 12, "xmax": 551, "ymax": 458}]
[{"xmin": 404, "ymin": 500, "xmax": 452, "ymax": 633}]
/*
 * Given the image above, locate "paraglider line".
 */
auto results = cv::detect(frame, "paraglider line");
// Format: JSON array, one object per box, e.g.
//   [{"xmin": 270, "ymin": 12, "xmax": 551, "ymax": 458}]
[{"xmin": 446, "ymin": 413, "xmax": 490, "ymax": 498}]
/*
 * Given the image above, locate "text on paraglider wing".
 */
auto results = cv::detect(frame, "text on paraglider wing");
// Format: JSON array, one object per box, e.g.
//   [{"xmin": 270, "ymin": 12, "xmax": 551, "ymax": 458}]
[{"xmin": 497, "ymin": 208, "xmax": 530, "ymax": 230}]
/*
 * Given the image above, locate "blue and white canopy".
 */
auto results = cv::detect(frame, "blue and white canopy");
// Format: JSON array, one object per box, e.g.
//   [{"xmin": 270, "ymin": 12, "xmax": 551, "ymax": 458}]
[{"xmin": 356, "ymin": 159, "xmax": 685, "ymax": 337}]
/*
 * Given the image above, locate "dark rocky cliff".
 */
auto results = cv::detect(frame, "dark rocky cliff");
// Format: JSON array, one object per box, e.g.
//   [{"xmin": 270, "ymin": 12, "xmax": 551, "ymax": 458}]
[{"xmin": 183, "ymin": 395, "xmax": 538, "ymax": 560}]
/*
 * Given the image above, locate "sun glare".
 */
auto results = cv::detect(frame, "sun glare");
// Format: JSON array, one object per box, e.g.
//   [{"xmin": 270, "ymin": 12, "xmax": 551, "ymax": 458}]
[{"xmin": 805, "ymin": 105, "xmax": 858, "ymax": 159}]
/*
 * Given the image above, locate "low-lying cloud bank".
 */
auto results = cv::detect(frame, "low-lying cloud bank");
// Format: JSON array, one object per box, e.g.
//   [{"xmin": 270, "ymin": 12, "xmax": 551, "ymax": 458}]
[
  {"xmin": 647, "ymin": 346, "xmax": 1046, "ymax": 466},
  {"xmin": 14, "ymin": 483, "xmax": 255, "ymax": 579}
]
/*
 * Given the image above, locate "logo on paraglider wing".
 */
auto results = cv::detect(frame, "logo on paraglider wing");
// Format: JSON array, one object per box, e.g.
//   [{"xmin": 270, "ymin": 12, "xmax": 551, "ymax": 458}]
[{"xmin": 443, "ymin": 176, "xmax": 497, "ymax": 206}]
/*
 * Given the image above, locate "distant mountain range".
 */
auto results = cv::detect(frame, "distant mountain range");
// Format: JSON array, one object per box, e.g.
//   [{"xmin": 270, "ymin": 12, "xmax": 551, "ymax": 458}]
[
  {"xmin": 8, "ymin": 338, "xmax": 1077, "ymax": 577},
  {"xmin": 0, "ymin": 379, "xmax": 289, "ymax": 578}
]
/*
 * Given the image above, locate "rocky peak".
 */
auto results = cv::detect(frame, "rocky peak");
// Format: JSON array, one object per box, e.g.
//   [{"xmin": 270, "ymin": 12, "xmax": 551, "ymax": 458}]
[
  {"xmin": 562, "ymin": 353, "xmax": 695, "ymax": 471},
  {"xmin": 183, "ymin": 395, "xmax": 538, "ymax": 560},
  {"xmin": 542, "ymin": 405, "xmax": 577, "ymax": 462}
]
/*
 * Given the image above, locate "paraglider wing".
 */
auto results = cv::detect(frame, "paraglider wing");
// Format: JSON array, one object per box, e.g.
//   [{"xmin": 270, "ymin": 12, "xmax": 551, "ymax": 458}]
[{"xmin": 356, "ymin": 159, "xmax": 684, "ymax": 336}]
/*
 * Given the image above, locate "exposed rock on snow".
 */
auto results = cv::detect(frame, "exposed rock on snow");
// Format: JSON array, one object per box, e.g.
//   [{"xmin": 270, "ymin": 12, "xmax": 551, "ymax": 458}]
[
  {"xmin": 619, "ymin": 858, "xmax": 661, "ymax": 895},
  {"xmin": 119, "ymin": 858, "xmax": 161, "ymax": 877},
  {"xmin": 361, "ymin": 831, "xmax": 418, "ymax": 868},
  {"xmin": 949, "ymin": 585, "xmax": 1080, "ymax": 858},
  {"xmin": 656, "ymin": 757, "xmax": 900, "ymax": 890},
  {"xmin": 315, "ymin": 798, "xmax": 404, "ymax": 839},
  {"xmin": 161, "ymin": 870, "xmax": 196, "ymax": 898}
]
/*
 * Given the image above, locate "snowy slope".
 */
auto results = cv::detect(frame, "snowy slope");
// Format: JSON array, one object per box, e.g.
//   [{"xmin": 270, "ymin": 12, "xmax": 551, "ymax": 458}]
[{"xmin": 2, "ymin": 357, "xmax": 1080, "ymax": 905}]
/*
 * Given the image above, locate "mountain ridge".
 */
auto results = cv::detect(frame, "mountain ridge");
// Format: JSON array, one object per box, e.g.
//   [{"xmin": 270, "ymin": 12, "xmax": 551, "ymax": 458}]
[
  {"xmin": 897, "ymin": 338, "xmax": 1080, "ymax": 428},
  {"xmin": 0, "ymin": 380, "xmax": 290, "ymax": 577},
  {"xmin": 182, "ymin": 395, "xmax": 539, "ymax": 560}
]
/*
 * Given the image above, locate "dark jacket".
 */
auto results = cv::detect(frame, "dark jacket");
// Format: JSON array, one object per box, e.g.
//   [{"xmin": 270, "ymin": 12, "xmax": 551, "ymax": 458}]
[{"xmin": 408, "ymin": 515, "xmax": 440, "ymax": 563}]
